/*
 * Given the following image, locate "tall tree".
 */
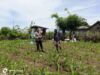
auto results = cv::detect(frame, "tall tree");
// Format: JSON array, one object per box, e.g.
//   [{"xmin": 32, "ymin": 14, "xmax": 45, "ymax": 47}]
[
  {"xmin": 66, "ymin": 14, "xmax": 88, "ymax": 39},
  {"xmin": 51, "ymin": 13, "xmax": 67, "ymax": 40},
  {"xmin": 51, "ymin": 12, "xmax": 88, "ymax": 40}
]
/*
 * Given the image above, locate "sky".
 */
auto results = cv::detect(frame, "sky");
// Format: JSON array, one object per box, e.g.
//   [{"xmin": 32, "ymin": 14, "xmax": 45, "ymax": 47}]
[{"xmin": 0, "ymin": 0, "xmax": 100, "ymax": 31}]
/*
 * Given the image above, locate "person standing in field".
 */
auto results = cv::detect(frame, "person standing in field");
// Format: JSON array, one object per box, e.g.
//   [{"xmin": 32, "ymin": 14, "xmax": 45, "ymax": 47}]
[
  {"xmin": 35, "ymin": 28, "xmax": 44, "ymax": 52},
  {"xmin": 54, "ymin": 29, "xmax": 61, "ymax": 52}
]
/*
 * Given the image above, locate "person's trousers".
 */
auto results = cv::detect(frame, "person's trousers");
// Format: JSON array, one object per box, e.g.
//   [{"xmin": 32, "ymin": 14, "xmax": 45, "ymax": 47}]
[{"xmin": 36, "ymin": 40, "xmax": 43, "ymax": 51}]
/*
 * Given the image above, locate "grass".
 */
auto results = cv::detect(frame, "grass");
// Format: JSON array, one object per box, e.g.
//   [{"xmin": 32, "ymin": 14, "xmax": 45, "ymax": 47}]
[{"xmin": 0, "ymin": 40, "xmax": 100, "ymax": 75}]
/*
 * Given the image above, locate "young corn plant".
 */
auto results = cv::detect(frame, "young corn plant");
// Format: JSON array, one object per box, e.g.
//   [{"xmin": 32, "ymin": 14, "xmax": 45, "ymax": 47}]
[{"xmin": 70, "ymin": 60, "xmax": 79, "ymax": 75}]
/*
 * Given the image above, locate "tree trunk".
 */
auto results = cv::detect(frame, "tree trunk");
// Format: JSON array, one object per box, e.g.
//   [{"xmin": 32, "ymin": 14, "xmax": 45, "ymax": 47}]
[
  {"xmin": 69, "ymin": 31, "xmax": 73, "ymax": 40},
  {"xmin": 62, "ymin": 30, "xmax": 65, "ymax": 41}
]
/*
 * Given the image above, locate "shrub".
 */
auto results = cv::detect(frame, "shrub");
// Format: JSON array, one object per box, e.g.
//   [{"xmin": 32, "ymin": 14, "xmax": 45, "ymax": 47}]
[
  {"xmin": 0, "ymin": 27, "xmax": 11, "ymax": 36},
  {"xmin": 46, "ymin": 31, "xmax": 54, "ymax": 40},
  {"xmin": 0, "ymin": 34, "xmax": 5, "ymax": 40},
  {"xmin": 0, "ymin": 26, "xmax": 30, "ymax": 40}
]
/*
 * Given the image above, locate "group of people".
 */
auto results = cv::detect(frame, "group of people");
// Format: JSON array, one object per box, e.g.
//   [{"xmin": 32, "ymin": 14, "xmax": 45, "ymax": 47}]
[{"xmin": 31, "ymin": 28, "xmax": 61, "ymax": 52}]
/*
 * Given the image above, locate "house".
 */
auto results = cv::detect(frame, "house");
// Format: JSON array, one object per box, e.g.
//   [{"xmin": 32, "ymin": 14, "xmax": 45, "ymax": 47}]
[
  {"xmin": 75, "ymin": 21, "xmax": 100, "ymax": 39},
  {"xmin": 88, "ymin": 21, "xmax": 100, "ymax": 32},
  {"xmin": 76, "ymin": 26, "xmax": 89, "ymax": 36},
  {"xmin": 76, "ymin": 21, "xmax": 100, "ymax": 33}
]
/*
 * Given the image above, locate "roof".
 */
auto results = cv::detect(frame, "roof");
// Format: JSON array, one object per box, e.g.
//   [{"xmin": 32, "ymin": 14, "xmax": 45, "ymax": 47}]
[
  {"xmin": 31, "ymin": 25, "xmax": 48, "ymax": 29},
  {"xmin": 77, "ymin": 21, "xmax": 100, "ymax": 30},
  {"xmin": 88, "ymin": 21, "xmax": 100, "ymax": 29},
  {"xmin": 77, "ymin": 26, "xmax": 89, "ymax": 30}
]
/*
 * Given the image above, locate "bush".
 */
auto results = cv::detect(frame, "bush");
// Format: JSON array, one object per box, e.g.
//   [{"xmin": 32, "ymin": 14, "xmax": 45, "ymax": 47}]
[
  {"xmin": 20, "ymin": 33, "xmax": 30, "ymax": 39},
  {"xmin": 0, "ymin": 26, "xmax": 30, "ymax": 40},
  {"xmin": 0, "ymin": 34, "xmax": 5, "ymax": 40},
  {"xmin": 46, "ymin": 31, "xmax": 54, "ymax": 40},
  {"xmin": 0, "ymin": 27, "xmax": 11, "ymax": 36},
  {"xmin": 8, "ymin": 29, "xmax": 19, "ymax": 39}
]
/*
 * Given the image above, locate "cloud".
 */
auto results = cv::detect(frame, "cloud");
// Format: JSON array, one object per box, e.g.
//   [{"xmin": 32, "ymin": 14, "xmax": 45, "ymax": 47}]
[
  {"xmin": 55, "ymin": 0, "xmax": 100, "ymax": 25},
  {"xmin": 0, "ymin": 0, "xmax": 62, "ymax": 29},
  {"xmin": 0, "ymin": 0, "xmax": 100, "ymax": 30}
]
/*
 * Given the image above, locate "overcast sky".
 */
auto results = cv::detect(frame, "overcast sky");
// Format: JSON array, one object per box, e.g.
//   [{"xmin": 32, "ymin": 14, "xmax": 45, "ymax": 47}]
[{"xmin": 0, "ymin": 0, "xmax": 100, "ymax": 31}]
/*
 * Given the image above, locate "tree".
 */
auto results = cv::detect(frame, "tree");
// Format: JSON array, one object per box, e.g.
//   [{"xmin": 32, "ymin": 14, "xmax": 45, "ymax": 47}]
[
  {"xmin": 0, "ymin": 27, "xmax": 11, "ymax": 36},
  {"xmin": 66, "ymin": 14, "xmax": 88, "ymax": 39},
  {"xmin": 46, "ymin": 31, "xmax": 54, "ymax": 40},
  {"xmin": 13, "ymin": 25, "xmax": 21, "ymax": 32},
  {"xmin": 51, "ymin": 13, "xmax": 67, "ymax": 40},
  {"xmin": 51, "ymin": 12, "xmax": 88, "ymax": 40}
]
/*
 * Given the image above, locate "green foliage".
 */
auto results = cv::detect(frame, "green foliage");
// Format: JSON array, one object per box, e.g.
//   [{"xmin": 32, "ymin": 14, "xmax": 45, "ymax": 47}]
[
  {"xmin": 0, "ymin": 40, "xmax": 100, "ymax": 75},
  {"xmin": 0, "ymin": 27, "xmax": 11, "ymax": 36},
  {"xmin": 51, "ymin": 13, "xmax": 88, "ymax": 40},
  {"xmin": 46, "ymin": 31, "xmax": 54, "ymax": 40},
  {"xmin": 51, "ymin": 13, "xmax": 67, "ymax": 40},
  {"xmin": 66, "ymin": 14, "xmax": 87, "ymax": 31},
  {"xmin": 8, "ymin": 28, "xmax": 20, "ymax": 39},
  {"xmin": 51, "ymin": 13, "xmax": 59, "ymax": 18},
  {"xmin": 70, "ymin": 61, "xmax": 79, "ymax": 75},
  {"xmin": 0, "ymin": 34, "xmax": 5, "ymax": 40},
  {"xmin": 51, "ymin": 13, "xmax": 66, "ymax": 33},
  {"xmin": 0, "ymin": 26, "xmax": 30, "ymax": 40}
]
